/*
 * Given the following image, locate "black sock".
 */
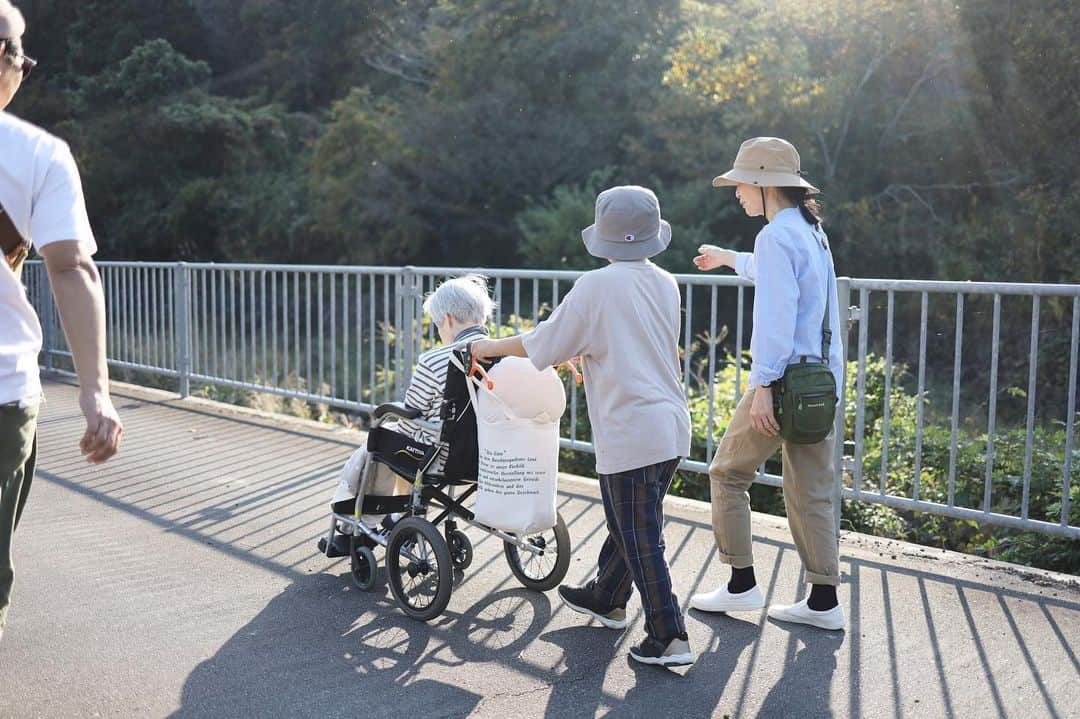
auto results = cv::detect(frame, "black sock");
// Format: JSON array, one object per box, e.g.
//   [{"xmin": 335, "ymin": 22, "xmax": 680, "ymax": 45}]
[
  {"xmin": 727, "ymin": 566, "xmax": 757, "ymax": 594},
  {"xmin": 807, "ymin": 584, "xmax": 838, "ymax": 611}
]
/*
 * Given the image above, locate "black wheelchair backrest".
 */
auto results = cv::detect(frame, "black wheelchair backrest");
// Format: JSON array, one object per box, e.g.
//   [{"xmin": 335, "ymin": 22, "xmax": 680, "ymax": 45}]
[{"xmin": 438, "ymin": 346, "xmax": 498, "ymax": 481}]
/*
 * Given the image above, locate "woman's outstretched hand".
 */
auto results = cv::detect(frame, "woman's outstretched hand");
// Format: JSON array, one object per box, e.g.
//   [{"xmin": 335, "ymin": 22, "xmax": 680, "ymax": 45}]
[{"xmin": 694, "ymin": 244, "xmax": 734, "ymax": 272}]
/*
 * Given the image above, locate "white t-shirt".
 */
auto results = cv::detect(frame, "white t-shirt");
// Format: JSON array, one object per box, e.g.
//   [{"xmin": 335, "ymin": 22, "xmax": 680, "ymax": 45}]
[
  {"xmin": 522, "ymin": 260, "xmax": 691, "ymax": 475},
  {"xmin": 0, "ymin": 111, "xmax": 96, "ymax": 406}
]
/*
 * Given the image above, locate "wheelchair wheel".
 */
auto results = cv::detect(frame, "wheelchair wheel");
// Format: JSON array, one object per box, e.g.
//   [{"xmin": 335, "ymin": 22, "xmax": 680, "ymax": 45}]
[
  {"xmin": 447, "ymin": 529, "xmax": 474, "ymax": 570},
  {"xmin": 503, "ymin": 511, "xmax": 571, "ymax": 592},
  {"xmin": 350, "ymin": 536, "xmax": 378, "ymax": 591},
  {"xmin": 386, "ymin": 517, "xmax": 453, "ymax": 621}
]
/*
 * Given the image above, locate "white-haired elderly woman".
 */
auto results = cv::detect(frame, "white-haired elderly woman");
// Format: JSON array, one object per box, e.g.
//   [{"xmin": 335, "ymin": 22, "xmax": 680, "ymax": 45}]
[{"xmin": 320, "ymin": 274, "xmax": 494, "ymax": 557}]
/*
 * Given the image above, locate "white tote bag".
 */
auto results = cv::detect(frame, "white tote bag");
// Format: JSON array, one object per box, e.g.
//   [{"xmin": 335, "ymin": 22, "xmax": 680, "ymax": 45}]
[{"xmin": 465, "ymin": 358, "xmax": 564, "ymax": 534}]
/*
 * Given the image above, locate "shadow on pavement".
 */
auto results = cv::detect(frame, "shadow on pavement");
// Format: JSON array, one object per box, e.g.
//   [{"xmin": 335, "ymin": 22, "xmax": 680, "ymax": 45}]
[
  {"xmin": 33, "ymin": 381, "xmax": 1079, "ymax": 719},
  {"xmin": 607, "ymin": 615, "xmax": 759, "ymax": 719},
  {"xmin": 169, "ymin": 573, "xmax": 559, "ymax": 719}
]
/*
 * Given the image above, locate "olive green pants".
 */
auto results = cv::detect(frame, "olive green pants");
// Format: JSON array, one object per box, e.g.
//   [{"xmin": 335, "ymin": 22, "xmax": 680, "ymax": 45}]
[
  {"xmin": 0, "ymin": 401, "xmax": 39, "ymax": 639},
  {"xmin": 708, "ymin": 388, "xmax": 839, "ymax": 586}
]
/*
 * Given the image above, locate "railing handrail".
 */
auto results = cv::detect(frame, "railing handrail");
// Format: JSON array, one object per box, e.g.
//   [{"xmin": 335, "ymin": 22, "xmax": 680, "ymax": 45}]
[
  {"xmin": 23, "ymin": 260, "xmax": 1080, "ymax": 541},
  {"xmin": 37, "ymin": 260, "xmax": 1078, "ymax": 295},
  {"xmin": 848, "ymin": 277, "xmax": 1080, "ymax": 296}
]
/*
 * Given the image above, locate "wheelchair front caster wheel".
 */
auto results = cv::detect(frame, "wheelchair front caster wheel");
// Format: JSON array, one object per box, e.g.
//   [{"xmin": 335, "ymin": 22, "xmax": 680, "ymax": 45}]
[
  {"xmin": 447, "ymin": 529, "xmax": 474, "ymax": 570},
  {"xmin": 350, "ymin": 537, "xmax": 378, "ymax": 591}
]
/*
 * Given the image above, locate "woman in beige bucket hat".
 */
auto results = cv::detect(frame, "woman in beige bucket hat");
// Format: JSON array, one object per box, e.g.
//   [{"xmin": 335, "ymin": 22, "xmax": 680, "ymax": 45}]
[{"xmin": 690, "ymin": 137, "xmax": 847, "ymax": 630}]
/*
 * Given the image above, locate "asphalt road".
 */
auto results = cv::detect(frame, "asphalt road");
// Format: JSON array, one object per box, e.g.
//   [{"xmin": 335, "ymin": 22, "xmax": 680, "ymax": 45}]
[{"xmin": 0, "ymin": 379, "xmax": 1077, "ymax": 718}]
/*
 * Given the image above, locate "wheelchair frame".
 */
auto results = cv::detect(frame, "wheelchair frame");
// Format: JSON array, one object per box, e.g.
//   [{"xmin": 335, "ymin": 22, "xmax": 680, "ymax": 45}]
[{"xmin": 325, "ymin": 401, "xmax": 571, "ymax": 622}]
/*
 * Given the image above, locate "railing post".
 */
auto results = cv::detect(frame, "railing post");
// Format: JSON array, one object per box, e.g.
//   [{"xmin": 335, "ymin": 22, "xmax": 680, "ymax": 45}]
[
  {"xmin": 400, "ymin": 266, "xmax": 420, "ymax": 390},
  {"xmin": 392, "ymin": 270, "xmax": 405, "ymax": 397},
  {"xmin": 833, "ymin": 276, "xmax": 852, "ymax": 538},
  {"xmin": 41, "ymin": 267, "xmax": 56, "ymax": 374},
  {"xmin": 174, "ymin": 262, "xmax": 192, "ymax": 398}
]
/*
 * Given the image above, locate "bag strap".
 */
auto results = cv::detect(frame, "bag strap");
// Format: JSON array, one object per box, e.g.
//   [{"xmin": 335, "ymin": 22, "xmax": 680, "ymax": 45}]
[
  {"xmin": 821, "ymin": 273, "xmax": 831, "ymax": 366},
  {"xmin": 0, "ymin": 204, "xmax": 30, "ymax": 279},
  {"xmin": 814, "ymin": 226, "xmax": 832, "ymax": 367},
  {"xmin": 461, "ymin": 358, "xmax": 518, "ymax": 420},
  {"xmin": 447, "ymin": 334, "xmax": 506, "ymax": 417}
]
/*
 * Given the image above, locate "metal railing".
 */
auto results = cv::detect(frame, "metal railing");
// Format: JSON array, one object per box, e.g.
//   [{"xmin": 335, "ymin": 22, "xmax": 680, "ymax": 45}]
[{"xmin": 24, "ymin": 261, "xmax": 1080, "ymax": 540}]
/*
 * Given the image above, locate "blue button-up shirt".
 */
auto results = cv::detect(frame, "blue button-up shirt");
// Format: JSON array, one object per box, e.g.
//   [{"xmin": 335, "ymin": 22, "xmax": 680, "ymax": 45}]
[{"xmin": 732, "ymin": 208, "xmax": 844, "ymax": 392}]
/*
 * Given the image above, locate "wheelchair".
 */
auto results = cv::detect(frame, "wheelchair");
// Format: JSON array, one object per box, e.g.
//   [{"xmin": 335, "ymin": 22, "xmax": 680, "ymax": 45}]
[{"xmin": 323, "ymin": 347, "xmax": 572, "ymax": 621}]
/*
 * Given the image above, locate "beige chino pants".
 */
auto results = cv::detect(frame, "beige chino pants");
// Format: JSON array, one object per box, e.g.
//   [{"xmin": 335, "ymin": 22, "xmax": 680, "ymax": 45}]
[{"xmin": 708, "ymin": 388, "xmax": 840, "ymax": 586}]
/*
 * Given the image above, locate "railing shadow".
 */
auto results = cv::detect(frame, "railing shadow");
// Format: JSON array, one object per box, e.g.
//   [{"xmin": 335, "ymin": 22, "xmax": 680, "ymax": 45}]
[
  {"xmin": 167, "ymin": 575, "xmax": 491, "ymax": 719},
  {"xmin": 36, "ymin": 381, "xmax": 1080, "ymax": 718},
  {"xmin": 754, "ymin": 622, "xmax": 843, "ymax": 719}
]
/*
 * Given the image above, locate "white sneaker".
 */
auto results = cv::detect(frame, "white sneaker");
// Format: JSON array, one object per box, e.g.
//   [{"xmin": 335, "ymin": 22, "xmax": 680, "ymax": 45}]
[
  {"xmin": 767, "ymin": 598, "xmax": 845, "ymax": 631},
  {"xmin": 689, "ymin": 584, "xmax": 765, "ymax": 613}
]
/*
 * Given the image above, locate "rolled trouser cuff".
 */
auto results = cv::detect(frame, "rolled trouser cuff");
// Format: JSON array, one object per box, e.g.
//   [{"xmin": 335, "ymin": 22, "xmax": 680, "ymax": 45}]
[
  {"xmin": 805, "ymin": 570, "xmax": 840, "ymax": 587},
  {"xmin": 716, "ymin": 550, "xmax": 755, "ymax": 569}
]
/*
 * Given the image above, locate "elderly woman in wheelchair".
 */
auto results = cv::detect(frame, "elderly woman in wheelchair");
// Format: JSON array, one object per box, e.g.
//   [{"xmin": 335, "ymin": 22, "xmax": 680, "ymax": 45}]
[{"xmin": 321, "ymin": 274, "xmax": 571, "ymax": 621}]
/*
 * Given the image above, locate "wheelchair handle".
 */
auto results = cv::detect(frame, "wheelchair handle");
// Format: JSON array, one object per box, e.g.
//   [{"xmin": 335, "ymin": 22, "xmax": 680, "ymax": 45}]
[
  {"xmin": 559, "ymin": 359, "xmax": 583, "ymax": 385},
  {"xmin": 468, "ymin": 351, "xmax": 495, "ymax": 390}
]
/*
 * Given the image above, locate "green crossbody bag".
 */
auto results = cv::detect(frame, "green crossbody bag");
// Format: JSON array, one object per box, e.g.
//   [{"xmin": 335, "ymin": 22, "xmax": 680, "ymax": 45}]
[{"xmin": 771, "ymin": 235, "xmax": 838, "ymax": 444}]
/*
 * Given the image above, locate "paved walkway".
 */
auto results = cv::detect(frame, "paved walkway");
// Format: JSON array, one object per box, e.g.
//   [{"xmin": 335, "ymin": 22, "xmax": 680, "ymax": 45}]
[{"xmin": 0, "ymin": 379, "xmax": 1077, "ymax": 719}]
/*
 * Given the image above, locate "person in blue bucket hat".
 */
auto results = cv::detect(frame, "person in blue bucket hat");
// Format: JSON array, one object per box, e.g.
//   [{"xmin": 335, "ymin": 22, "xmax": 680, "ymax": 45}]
[{"xmin": 472, "ymin": 185, "xmax": 695, "ymax": 667}]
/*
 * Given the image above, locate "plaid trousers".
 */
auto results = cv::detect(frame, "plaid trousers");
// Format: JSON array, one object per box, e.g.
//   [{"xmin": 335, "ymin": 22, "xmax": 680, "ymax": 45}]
[{"xmin": 592, "ymin": 457, "xmax": 685, "ymax": 642}]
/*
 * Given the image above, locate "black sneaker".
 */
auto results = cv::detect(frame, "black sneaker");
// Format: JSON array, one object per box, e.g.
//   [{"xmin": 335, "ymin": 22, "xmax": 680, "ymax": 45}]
[
  {"xmin": 368, "ymin": 513, "xmax": 401, "ymax": 542},
  {"xmin": 629, "ymin": 633, "xmax": 695, "ymax": 667},
  {"xmin": 317, "ymin": 533, "xmax": 352, "ymax": 558},
  {"xmin": 557, "ymin": 581, "xmax": 628, "ymax": 629}
]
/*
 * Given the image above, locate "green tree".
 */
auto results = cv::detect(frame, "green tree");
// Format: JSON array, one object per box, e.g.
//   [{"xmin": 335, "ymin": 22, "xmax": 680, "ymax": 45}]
[
  {"xmin": 62, "ymin": 40, "xmax": 316, "ymax": 261},
  {"xmin": 309, "ymin": 87, "xmax": 428, "ymax": 264}
]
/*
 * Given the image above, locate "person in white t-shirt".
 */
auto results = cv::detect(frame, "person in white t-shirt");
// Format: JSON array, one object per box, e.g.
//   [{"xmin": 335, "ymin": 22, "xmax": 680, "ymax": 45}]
[
  {"xmin": 472, "ymin": 185, "xmax": 695, "ymax": 668},
  {"xmin": 0, "ymin": 0, "xmax": 123, "ymax": 641}
]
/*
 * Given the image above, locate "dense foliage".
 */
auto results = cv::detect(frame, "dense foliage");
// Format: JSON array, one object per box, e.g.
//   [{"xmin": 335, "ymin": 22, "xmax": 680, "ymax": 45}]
[{"xmin": 13, "ymin": 0, "xmax": 1079, "ymax": 280}]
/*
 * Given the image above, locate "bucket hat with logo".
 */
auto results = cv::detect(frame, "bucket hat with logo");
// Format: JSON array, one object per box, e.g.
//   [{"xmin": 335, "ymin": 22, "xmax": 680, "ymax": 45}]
[{"xmin": 581, "ymin": 185, "xmax": 672, "ymax": 261}]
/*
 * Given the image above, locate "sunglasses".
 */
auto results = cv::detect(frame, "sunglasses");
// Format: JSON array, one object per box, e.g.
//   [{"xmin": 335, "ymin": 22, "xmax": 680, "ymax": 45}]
[{"xmin": 2, "ymin": 41, "xmax": 35, "ymax": 79}]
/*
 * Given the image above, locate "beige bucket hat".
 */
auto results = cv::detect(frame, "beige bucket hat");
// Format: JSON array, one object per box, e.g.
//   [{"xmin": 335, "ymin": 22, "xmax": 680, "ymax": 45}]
[
  {"xmin": 582, "ymin": 185, "xmax": 672, "ymax": 261},
  {"xmin": 712, "ymin": 137, "xmax": 819, "ymax": 194}
]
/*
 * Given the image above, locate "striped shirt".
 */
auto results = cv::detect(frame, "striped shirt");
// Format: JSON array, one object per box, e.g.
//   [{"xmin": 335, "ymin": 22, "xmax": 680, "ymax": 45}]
[{"xmin": 390, "ymin": 325, "xmax": 489, "ymax": 470}]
